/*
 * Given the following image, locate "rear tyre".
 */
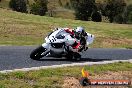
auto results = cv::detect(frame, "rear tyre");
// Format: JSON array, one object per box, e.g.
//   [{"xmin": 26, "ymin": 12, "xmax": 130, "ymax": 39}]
[
  {"xmin": 65, "ymin": 52, "xmax": 81, "ymax": 61},
  {"xmin": 65, "ymin": 51, "xmax": 74, "ymax": 60},
  {"xmin": 74, "ymin": 53, "xmax": 81, "ymax": 61},
  {"xmin": 30, "ymin": 46, "xmax": 46, "ymax": 60}
]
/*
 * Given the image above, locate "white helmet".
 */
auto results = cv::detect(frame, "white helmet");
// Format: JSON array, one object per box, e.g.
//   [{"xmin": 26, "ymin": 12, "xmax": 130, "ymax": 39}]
[{"xmin": 75, "ymin": 26, "xmax": 84, "ymax": 34}]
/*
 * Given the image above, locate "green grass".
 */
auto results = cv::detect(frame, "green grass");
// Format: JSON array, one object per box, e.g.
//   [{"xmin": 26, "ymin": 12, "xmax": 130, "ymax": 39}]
[
  {"xmin": 0, "ymin": 62, "xmax": 131, "ymax": 88},
  {"xmin": 0, "ymin": 8, "xmax": 132, "ymax": 48}
]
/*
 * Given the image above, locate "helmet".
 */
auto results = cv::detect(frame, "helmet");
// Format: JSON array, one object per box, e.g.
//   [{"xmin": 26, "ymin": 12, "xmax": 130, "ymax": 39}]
[
  {"xmin": 75, "ymin": 26, "xmax": 85, "ymax": 34},
  {"xmin": 74, "ymin": 26, "xmax": 84, "ymax": 39},
  {"xmin": 75, "ymin": 26, "xmax": 85, "ymax": 36}
]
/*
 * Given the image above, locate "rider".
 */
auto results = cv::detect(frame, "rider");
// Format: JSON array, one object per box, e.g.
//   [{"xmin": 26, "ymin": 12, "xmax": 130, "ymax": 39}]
[
  {"xmin": 64, "ymin": 26, "xmax": 88, "ymax": 52},
  {"xmin": 75, "ymin": 26, "xmax": 88, "ymax": 51}
]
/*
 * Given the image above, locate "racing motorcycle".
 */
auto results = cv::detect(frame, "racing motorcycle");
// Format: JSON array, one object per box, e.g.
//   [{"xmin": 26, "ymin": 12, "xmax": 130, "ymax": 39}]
[{"xmin": 30, "ymin": 28, "xmax": 94, "ymax": 60}]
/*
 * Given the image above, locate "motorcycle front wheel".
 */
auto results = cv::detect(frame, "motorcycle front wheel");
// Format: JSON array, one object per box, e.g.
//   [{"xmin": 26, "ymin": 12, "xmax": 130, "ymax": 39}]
[{"xmin": 30, "ymin": 46, "xmax": 47, "ymax": 60}]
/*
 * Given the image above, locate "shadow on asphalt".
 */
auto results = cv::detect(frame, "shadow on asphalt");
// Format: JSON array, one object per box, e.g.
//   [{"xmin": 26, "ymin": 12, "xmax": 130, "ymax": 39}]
[{"xmin": 36, "ymin": 58, "xmax": 111, "ymax": 62}]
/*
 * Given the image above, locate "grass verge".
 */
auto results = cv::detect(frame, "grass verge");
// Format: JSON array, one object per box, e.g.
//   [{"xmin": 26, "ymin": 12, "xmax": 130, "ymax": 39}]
[
  {"xmin": 0, "ymin": 8, "xmax": 132, "ymax": 48},
  {"xmin": 0, "ymin": 62, "xmax": 132, "ymax": 88}
]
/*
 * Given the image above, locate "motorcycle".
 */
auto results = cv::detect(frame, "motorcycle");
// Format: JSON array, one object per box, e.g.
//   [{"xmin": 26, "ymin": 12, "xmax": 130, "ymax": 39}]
[{"xmin": 30, "ymin": 28, "xmax": 94, "ymax": 60}]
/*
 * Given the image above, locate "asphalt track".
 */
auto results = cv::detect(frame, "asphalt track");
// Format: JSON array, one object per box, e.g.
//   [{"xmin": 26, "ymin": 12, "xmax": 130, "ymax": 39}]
[{"xmin": 0, "ymin": 46, "xmax": 132, "ymax": 71}]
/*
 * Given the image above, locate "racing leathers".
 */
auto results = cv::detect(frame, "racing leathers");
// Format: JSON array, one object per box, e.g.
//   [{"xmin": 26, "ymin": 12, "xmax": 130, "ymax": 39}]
[{"xmin": 64, "ymin": 28, "xmax": 86, "ymax": 52}]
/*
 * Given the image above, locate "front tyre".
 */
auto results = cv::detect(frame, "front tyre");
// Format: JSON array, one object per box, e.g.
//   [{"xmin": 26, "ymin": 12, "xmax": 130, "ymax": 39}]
[{"xmin": 30, "ymin": 46, "xmax": 46, "ymax": 60}]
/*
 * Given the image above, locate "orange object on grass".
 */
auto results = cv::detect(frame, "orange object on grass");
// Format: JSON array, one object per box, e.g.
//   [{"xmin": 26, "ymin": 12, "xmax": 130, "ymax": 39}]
[{"xmin": 81, "ymin": 68, "xmax": 89, "ymax": 77}]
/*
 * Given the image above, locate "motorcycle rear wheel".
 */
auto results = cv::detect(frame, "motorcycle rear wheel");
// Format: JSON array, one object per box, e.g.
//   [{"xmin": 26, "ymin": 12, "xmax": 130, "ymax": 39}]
[
  {"xmin": 66, "ymin": 52, "xmax": 81, "ymax": 61},
  {"xmin": 74, "ymin": 52, "xmax": 81, "ymax": 61},
  {"xmin": 65, "ymin": 51, "xmax": 74, "ymax": 60}
]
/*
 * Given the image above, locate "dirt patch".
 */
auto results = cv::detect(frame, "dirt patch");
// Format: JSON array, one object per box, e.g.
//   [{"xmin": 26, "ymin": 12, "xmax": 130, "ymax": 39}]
[
  {"xmin": 102, "ymin": 38, "xmax": 132, "ymax": 47},
  {"xmin": 62, "ymin": 71, "xmax": 132, "ymax": 88},
  {"xmin": 62, "ymin": 77, "xmax": 82, "ymax": 88}
]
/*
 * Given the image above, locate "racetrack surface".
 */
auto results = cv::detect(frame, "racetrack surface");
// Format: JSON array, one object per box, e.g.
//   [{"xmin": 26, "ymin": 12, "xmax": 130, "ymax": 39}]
[{"xmin": 0, "ymin": 46, "xmax": 132, "ymax": 71}]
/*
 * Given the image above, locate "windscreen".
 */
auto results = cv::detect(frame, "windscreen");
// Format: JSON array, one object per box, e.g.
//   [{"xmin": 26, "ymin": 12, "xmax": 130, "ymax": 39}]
[{"xmin": 55, "ymin": 30, "xmax": 66, "ymax": 39}]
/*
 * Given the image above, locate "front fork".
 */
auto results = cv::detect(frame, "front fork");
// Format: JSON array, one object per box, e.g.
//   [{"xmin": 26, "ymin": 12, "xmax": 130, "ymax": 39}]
[{"xmin": 41, "ymin": 43, "xmax": 51, "ymax": 56}]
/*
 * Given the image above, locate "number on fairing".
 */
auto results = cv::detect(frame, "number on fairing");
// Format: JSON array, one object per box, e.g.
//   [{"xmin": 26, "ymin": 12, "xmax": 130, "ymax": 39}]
[{"xmin": 49, "ymin": 36, "xmax": 56, "ymax": 43}]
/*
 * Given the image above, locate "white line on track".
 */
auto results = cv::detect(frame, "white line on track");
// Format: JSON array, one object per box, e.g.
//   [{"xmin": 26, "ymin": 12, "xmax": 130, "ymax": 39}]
[{"xmin": 0, "ymin": 59, "xmax": 132, "ymax": 73}]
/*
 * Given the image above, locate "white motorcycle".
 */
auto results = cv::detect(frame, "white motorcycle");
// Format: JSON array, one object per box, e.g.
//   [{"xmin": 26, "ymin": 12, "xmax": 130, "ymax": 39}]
[{"xmin": 30, "ymin": 28, "xmax": 94, "ymax": 60}]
